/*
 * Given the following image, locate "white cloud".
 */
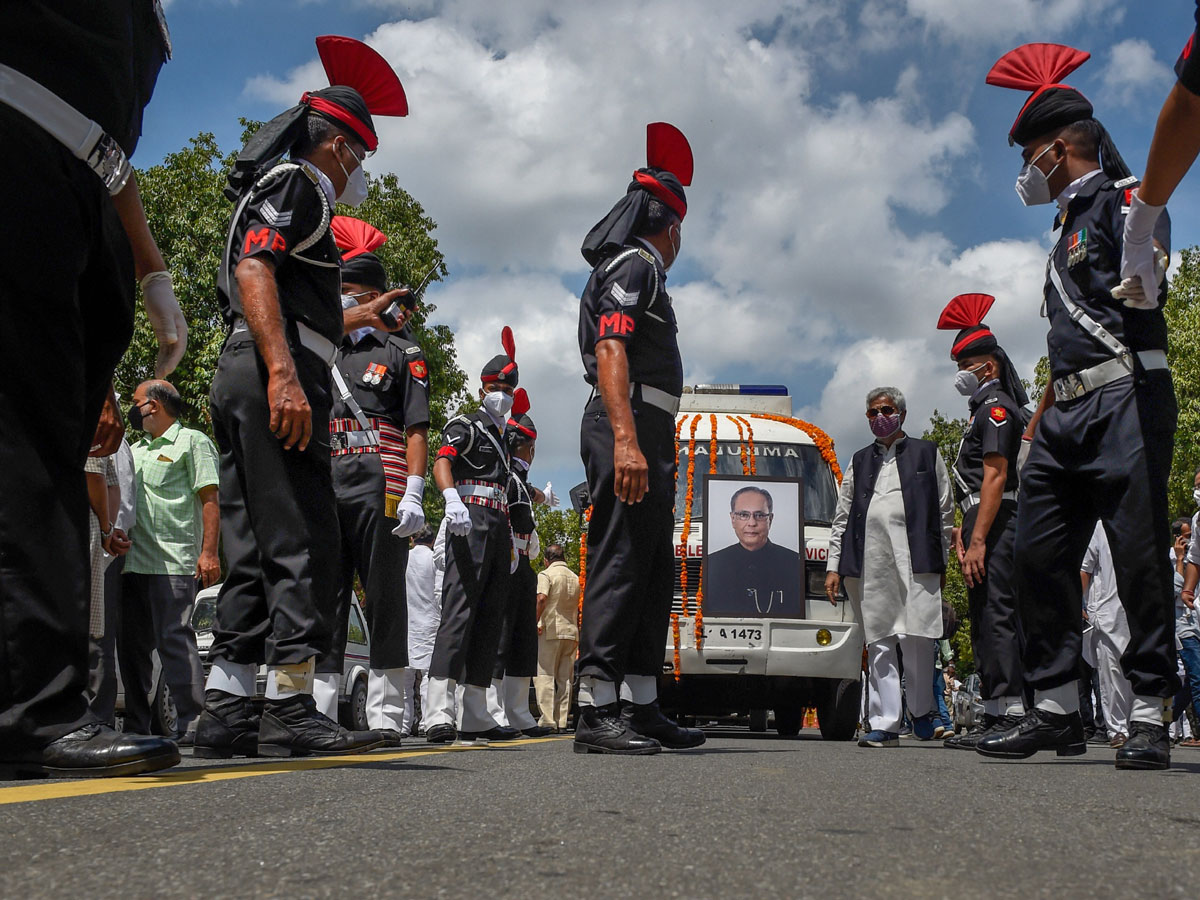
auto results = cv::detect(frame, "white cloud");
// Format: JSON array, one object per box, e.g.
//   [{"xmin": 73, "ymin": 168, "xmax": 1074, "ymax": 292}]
[
  {"xmin": 1101, "ymin": 38, "xmax": 1174, "ymax": 107},
  {"xmin": 243, "ymin": 1, "xmax": 1071, "ymax": 487},
  {"xmin": 898, "ymin": 0, "xmax": 1123, "ymax": 41}
]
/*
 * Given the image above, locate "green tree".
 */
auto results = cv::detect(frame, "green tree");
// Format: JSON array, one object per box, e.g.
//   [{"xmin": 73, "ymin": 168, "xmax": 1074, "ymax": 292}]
[
  {"xmin": 1167, "ymin": 247, "xmax": 1200, "ymax": 518},
  {"xmin": 922, "ymin": 409, "xmax": 973, "ymax": 673},
  {"xmin": 115, "ymin": 129, "xmax": 469, "ymax": 514},
  {"xmin": 532, "ymin": 505, "xmax": 584, "ymax": 571}
]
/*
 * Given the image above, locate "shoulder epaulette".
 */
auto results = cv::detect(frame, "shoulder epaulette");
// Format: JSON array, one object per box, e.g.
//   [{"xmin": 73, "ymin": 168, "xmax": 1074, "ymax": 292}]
[{"xmin": 636, "ymin": 248, "xmax": 657, "ymax": 266}]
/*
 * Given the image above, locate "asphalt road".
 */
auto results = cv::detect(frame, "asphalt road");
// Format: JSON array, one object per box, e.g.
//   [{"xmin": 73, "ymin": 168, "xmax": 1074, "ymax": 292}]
[{"xmin": 2, "ymin": 730, "xmax": 1199, "ymax": 899}]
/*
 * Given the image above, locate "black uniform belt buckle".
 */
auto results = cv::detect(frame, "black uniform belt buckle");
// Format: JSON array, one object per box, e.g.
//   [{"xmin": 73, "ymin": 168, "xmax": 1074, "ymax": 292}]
[{"xmin": 331, "ymin": 433, "xmax": 348, "ymax": 452}]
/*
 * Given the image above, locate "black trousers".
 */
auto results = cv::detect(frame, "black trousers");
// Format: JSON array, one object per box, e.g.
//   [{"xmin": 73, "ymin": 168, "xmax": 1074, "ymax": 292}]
[
  {"xmin": 118, "ymin": 573, "xmax": 205, "ymax": 734},
  {"xmin": 208, "ymin": 338, "xmax": 339, "ymax": 667},
  {"xmin": 1015, "ymin": 372, "xmax": 1179, "ymax": 698},
  {"xmin": 318, "ymin": 452, "xmax": 409, "ymax": 673},
  {"xmin": 429, "ymin": 504, "xmax": 510, "ymax": 687},
  {"xmin": 0, "ymin": 106, "xmax": 133, "ymax": 753},
  {"xmin": 577, "ymin": 395, "xmax": 677, "ymax": 682},
  {"xmin": 962, "ymin": 501, "xmax": 1023, "ymax": 701},
  {"xmin": 493, "ymin": 558, "xmax": 539, "ymax": 679}
]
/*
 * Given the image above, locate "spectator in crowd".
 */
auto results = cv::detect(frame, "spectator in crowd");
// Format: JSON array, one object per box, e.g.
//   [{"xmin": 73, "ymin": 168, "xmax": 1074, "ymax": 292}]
[
  {"xmin": 1081, "ymin": 523, "xmax": 1133, "ymax": 749},
  {"xmin": 120, "ymin": 381, "xmax": 220, "ymax": 741},
  {"xmin": 84, "ymin": 451, "xmax": 130, "ymax": 721},
  {"xmin": 88, "ymin": 437, "xmax": 136, "ymax": 725},
  {"xmin": 1173, "ymin": 510, "xmax": 1200, "ymax": 747},
  {"xmin": 825, "ymin": 387, "xmax": 955, "ymax": 748},
  {"xmin": 933, "ymin": 640, "xmax": 955, "ymax": 739},
  {"xmin": 402, "ymin": 526, "xmax": 439, "ymax": 736},
  {"xmin": 535, "ymin": 544, "xmax": 581, "ymax": 731}
]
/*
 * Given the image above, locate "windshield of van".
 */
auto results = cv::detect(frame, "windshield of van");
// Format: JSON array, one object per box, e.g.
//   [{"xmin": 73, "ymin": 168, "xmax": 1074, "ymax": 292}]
[{"xmin": 674, "ymin": 441, "xmax": 839, "ymax": 525}]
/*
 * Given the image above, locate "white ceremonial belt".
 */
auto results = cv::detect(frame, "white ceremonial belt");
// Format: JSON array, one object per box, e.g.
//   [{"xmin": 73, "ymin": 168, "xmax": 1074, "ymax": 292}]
[
  {"xmin": 629, "ymin": 383, "xmax": 681, "ymax": 416},
  {"xmin": 458, "ymin": 484, "xmax": 504, "ymax": 502},
  {"xmin": 960, "ymin": 490, "xmax": 1019, "ymax": 513},
  {"xmin": 1052, "ymin": 350, "xmax": 1167, "ymax": 404},
  {"xmin": 0, "ymin": 63, "xmax": 131, "ymax": 195}
]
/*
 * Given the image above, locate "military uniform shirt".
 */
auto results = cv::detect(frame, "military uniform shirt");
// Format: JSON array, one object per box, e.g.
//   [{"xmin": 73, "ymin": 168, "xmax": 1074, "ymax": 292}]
[
  {"xmin": 1176, "ymin": 3, "xmax": 1200, "ymax": 95},
  {"xmin": 333, "ymin": 332, "xmax": 431, "ymax": 430},
  {"xmin": 507, "ymin": 467, "xmax": 535, "ymax": 536},
  {"xmin": 578, "ymin": 243, "xmax": 683, "ymax": 396},
  {"xmin": 953, "ymin": 383, "xmax": 1022, "ymax": 499},
  {"xmin": 437, "ymin": 410, "xmax": 510, "ymax": 485},
  {"xmin": 218, "ymin": 166, "xmax": 343, "ymax": 345},
  {"xmin": 1044, "ymin": 174, "xmax": 1171, "ymax": 381}
]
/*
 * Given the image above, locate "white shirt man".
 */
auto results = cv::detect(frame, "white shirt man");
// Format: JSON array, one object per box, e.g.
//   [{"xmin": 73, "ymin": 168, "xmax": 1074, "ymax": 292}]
[{"xmin": 1081, "ymin": 522, "xmax": 1133, "ymax": 745}]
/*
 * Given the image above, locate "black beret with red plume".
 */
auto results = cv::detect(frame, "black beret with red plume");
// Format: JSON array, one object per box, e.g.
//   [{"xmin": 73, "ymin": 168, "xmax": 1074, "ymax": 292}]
[
  {"xmin": 481, "ymin": 326, "xmax": 519, "ymax": 387},
  {"xmin": 506, "ymin": 388, "xmax": 537, "ymax": 442},
  {"xmin": 581, "ymin": 122, "xmax": 695, "ymax": 267},
  {"xmin": 937, "ymin": 293, "xmax": 1029, "ymax": 407},
  {"xmin": 226, "ymin": 35, "xmax": 408, "ymax": 199},
  {"xmin": 331, "ymin": 215, "xmax": 389, "ymax": 292}
]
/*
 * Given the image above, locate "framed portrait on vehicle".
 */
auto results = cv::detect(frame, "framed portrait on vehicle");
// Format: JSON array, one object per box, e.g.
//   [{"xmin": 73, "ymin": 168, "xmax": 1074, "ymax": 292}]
[{"xmin": 702, "ymin": 475, "xmax": 805, "ymax": 619}]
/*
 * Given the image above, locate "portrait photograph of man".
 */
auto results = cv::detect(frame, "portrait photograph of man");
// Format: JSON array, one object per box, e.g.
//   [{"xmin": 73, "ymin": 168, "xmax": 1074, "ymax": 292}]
[{"xmin": 703, "ymin": 477, "xmax": 804, "ymax": 618}]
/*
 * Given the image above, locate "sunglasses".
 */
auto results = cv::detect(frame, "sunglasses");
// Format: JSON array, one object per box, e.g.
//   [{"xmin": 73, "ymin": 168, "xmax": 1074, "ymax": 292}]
[{"xmin": 866, "ymin": 406, "xmax": 898, "ymax": 418}]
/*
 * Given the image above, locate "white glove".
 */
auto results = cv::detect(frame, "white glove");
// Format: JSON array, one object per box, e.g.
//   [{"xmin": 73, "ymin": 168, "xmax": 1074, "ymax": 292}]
[
  {"xmin": 529, "ymin": 529, "xmax": 541, "ymax": 559},
  {"xmin": 391, "ymin": 475, "xmax": 426, "ymax": 538},
  {"xmin": 541, "ymin": 480, "xmax": 559, "ymax": 508},
  {"xmin": 509, "ymin": 528, "xmax": 520, "ymax": 574},
  {"xmin": 443, "ymin": 487, "xmax": 471, "ymax": 536},
  {"xmin": 1115, "ymin": 192, "xmax": 1168, "ymax": 309},
  {"xmin": 141, "ymin": 271, "xmax": 188, "ymax": 377}
]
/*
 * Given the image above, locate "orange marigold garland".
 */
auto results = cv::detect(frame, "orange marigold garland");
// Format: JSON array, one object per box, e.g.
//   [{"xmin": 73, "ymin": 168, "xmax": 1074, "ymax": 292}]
[
  {"xmin": 671, "ymin": 613, "xmax": 682, "ymax": 681},
  {"xmin": 694, "ymin": 414, "xmax": 718, "ymax": 650},
  {"xmin": 678, "ymin": 414, "xmax": 702, "ymax": 617},
  {"xmin": 737, "ymin": 415, "xmax": 758, "ymax": 474},
  {"xmin": 727, "ymin": 415, "xmax": 750, "ymax": 476},
  {"xmin": 750, "ymin": 413, "xmax": 843, "ymax": 483}
]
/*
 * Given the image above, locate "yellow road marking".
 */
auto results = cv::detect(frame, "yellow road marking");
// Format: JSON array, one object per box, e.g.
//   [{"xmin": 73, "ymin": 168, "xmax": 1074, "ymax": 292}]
[{"xmin": 0, "ymin": 736, "xmax": 567, "ymax": 807}]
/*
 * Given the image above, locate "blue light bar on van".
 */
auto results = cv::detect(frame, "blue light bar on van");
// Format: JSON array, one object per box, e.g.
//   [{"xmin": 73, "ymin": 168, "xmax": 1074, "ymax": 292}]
[{"xmin": 693, "ymin": 383, "xmax": 789, "ymax": 396}]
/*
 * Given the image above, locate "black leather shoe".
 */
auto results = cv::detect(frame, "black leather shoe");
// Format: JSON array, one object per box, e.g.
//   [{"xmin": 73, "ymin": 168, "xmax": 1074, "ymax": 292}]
[
  {"xmin": 257, "ymin": 694, "xmax": 384, "ymax": 757},
  {"xmin": 376, "ymin": 729, "xmax": 406, "ymax": 747},
  {"xmin": 194, "ymin": 690, "xmax": 261, "ymax": 759},
  {"xmin": 4, "ymin": 723, "xmax": 181, "ymax": 778},
  {"xmin": 976, "ymin": 709, "xmax": 1085, "ymax": 759},
  {"xmin": 574, "ymin": 704, "xmax": 661, "ymax": 755},
  {"xmin": 426, "ymin": 723, "xmax": 457, "ymax": 744},
  {"xmin": 626, "ymin": 700, "xmax": 706, "ymax": 749},
  {"xmin": 1115, "ymin": 721, "xmax": 1170, "ymax": 770},
  {"xmin": 944, "ymin": 714, "xmax": 996, "ymax": 750},
  {"xmin": 521, "ymin": 725, "xmax": 555, "ymax": 737},
  {"xmin": 460, "ymin": 725, "xmax": 521, "ymax": 742}
]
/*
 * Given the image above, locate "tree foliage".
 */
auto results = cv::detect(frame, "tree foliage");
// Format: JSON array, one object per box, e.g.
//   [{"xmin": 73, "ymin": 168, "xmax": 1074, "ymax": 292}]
[
  {"xmin": 114, "ymin": 129, "xmax": 469, "ymax": 512},
  {"xmin": 532, "ymin": 504, "xmax": 584, "ymax": 571},
  {"xmin": 922, "ymin": 409, "xmax": 973, "ymax": 673},
  {"xmin": 1166, "ymin": 247, "xmax": 1200, "ymax": 518}
]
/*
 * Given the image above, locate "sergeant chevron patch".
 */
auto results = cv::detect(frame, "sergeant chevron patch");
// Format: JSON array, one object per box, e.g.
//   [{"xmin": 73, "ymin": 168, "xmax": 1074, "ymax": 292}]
[{"xmin": 611, "ymin": 284, "xmax": 639, "ymax": 306}]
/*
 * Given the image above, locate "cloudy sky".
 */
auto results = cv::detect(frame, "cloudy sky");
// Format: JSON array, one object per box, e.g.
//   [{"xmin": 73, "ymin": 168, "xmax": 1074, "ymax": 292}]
[{"xmin": 145, "ymin": 1, "xmax": 1200, "ymax": 496}]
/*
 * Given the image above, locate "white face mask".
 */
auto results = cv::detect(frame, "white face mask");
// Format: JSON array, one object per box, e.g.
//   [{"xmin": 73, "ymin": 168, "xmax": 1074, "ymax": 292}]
[
  {"xmin": 1014, "ymin": 143, "xmax": 1061, "ymax": 207},
  {"xmin": 954, "ymin": 364, "xmax": 986, "ymax": 396},
  {"xmin": 1193, "ymin": 488, "xmax": 1200, "ymax": 506},
  {"xmin": 482, "ymin": 390, "xmax": 514, "ymax": 420},
  {"xmin": 336, "ymin": 143, "xmax": 369, "ymax": 208}
]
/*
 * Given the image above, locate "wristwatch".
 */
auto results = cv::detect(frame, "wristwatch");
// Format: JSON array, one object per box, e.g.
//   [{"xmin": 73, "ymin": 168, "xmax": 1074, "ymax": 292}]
[{"xmin": 100, "ymin": 521, "xmax": 113, "ymax": 540}]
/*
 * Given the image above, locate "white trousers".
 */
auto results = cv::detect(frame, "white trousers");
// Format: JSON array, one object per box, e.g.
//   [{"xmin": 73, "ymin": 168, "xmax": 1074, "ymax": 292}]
[
  {"xmin": 425, "ymin": 676, "xmax": 457, "ymax": 727},
  {"xmin": 457, "ymin": 683, "xmax": 497, "ymax": 732},
  {"xmin": 312, "ymin": 673, "xmax": 340, "ymax": 720},
  {"xmin": 867, "ymin": 634, "xmax": 935, "ymax": 733},
  {"xmin": 1092, "ymin": 628, "xmax": 1132, "ymax": 737},
  {"xmin": 366, "ymin": 667, "xmax": 407, "ymax": 732},
  {"xmin": 502, "ymin": 675, "xmax": 538, "ymax": 730}
]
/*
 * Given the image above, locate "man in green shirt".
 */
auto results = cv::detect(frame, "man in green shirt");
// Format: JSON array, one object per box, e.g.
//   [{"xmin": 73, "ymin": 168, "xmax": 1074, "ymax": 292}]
[{"xmin": 120, "ymin": 381, "xmax": 220, "ymax": 740}]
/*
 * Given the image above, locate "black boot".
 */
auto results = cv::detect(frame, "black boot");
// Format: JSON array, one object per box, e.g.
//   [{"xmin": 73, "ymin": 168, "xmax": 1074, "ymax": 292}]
[
  {"xmin": 626, "ymin": 700, "xmax": 706, "ymax": 749},
  {"xmin": 975, "ymin": 709, "xmax": 1086, "ymax": 759},
  {"xmin": 0, "ymin": 723, "xmax": 181, "ymax": 779},
  {"xmin": 1115, "ymin": 721, "xmax": 1170, "ymax": 770},
  {"xmin": 257, "ymin": 694, "xmax": 384, "ymax": 757},
  {"xmin": 194, "ymin": 690, "xmax": 261, "ymax": 759},
  {"xmin": 574, "ymin": 704, "xmax": 661, "ymax": 755}
]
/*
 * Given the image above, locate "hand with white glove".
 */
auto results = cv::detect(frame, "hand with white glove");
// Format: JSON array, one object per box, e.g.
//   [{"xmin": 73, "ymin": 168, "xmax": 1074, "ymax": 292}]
[
  {"xmin": 391, "ymin": 475, "xmax": 426, "ymax": 538},
  {"xmin": 141, "ymin": 271, "xmax": 188, "ymax": 377},
  {"xmin": 541, "ymin": 481, "xmax": 559, "ymax": 507},
  {"xmin": 442, "ymin": 487, "xmax": 471, "ymax": 536},
  {"xmin": 1115, "ymin": 191, "xmax": 1168, "ymax": 310}
]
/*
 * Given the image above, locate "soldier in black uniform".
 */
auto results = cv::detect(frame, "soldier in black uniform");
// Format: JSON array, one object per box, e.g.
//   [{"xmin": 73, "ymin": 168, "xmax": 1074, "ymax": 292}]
[
  {"xmin": 0, "ymin": 0, "xmax": 183, "ymax": 778},
  {"xmin": 425, "ymin": 330, "xmax": 520, "ymax": 744},
  {"xmin": 196, "ymin": 36, "xmax": 410, "ymax": 759},
  {"xmin": 311, "ymin": 216, "xmax": 430, "ymax": 736},
  {"xmin": 491, "ymin": 390, "xmax": 555, "ymax": 737},
  {"xmin": 935, "ymin": 293, "xmax": 1028, "ymax": 750},
  {"xmin": 980, "ymin": 44, "xmax": 1179, "ymax": 769},
  {"xmin": 574, "ymin": 123, "xmax": 705, "ymax": 755}
]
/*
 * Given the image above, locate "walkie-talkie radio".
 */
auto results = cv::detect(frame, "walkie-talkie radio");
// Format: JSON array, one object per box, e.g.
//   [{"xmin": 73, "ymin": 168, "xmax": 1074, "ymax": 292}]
[{"xmin": 379, "ymin": 261, "xmax": 440, "ymax": 330}]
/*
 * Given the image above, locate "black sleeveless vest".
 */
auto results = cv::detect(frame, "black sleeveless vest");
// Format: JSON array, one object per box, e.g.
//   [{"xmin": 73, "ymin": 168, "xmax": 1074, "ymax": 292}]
[{"xmin": 837, "ymin": 437, "xmax": 944, "ymax": 579}]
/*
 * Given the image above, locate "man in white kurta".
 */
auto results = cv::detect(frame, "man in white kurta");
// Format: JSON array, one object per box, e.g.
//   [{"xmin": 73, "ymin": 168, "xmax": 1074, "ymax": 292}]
[
  {"xmin": 400, "ymin": 526, "xmax": 440, "ymax": 734},
  {"xmin": 826, "ymin": 390, "xmax": 954, "ymax": 747},
  {"xmin": 1081, "ymin": 522, "xmax": 1132, "ymax": 746}
]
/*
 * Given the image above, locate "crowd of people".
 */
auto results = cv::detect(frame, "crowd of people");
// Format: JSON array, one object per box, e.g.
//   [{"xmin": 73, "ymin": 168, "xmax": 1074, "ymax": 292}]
[{"xmin": 8, "ymin": 2, "xmax": 1200, "ymax": 778}]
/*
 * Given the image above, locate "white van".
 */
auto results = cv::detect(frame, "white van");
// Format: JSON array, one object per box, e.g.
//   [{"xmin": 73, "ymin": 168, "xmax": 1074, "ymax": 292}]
[{"xmin": 659, "ymin": 384, "xmax": 864, "ymax": 739}]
